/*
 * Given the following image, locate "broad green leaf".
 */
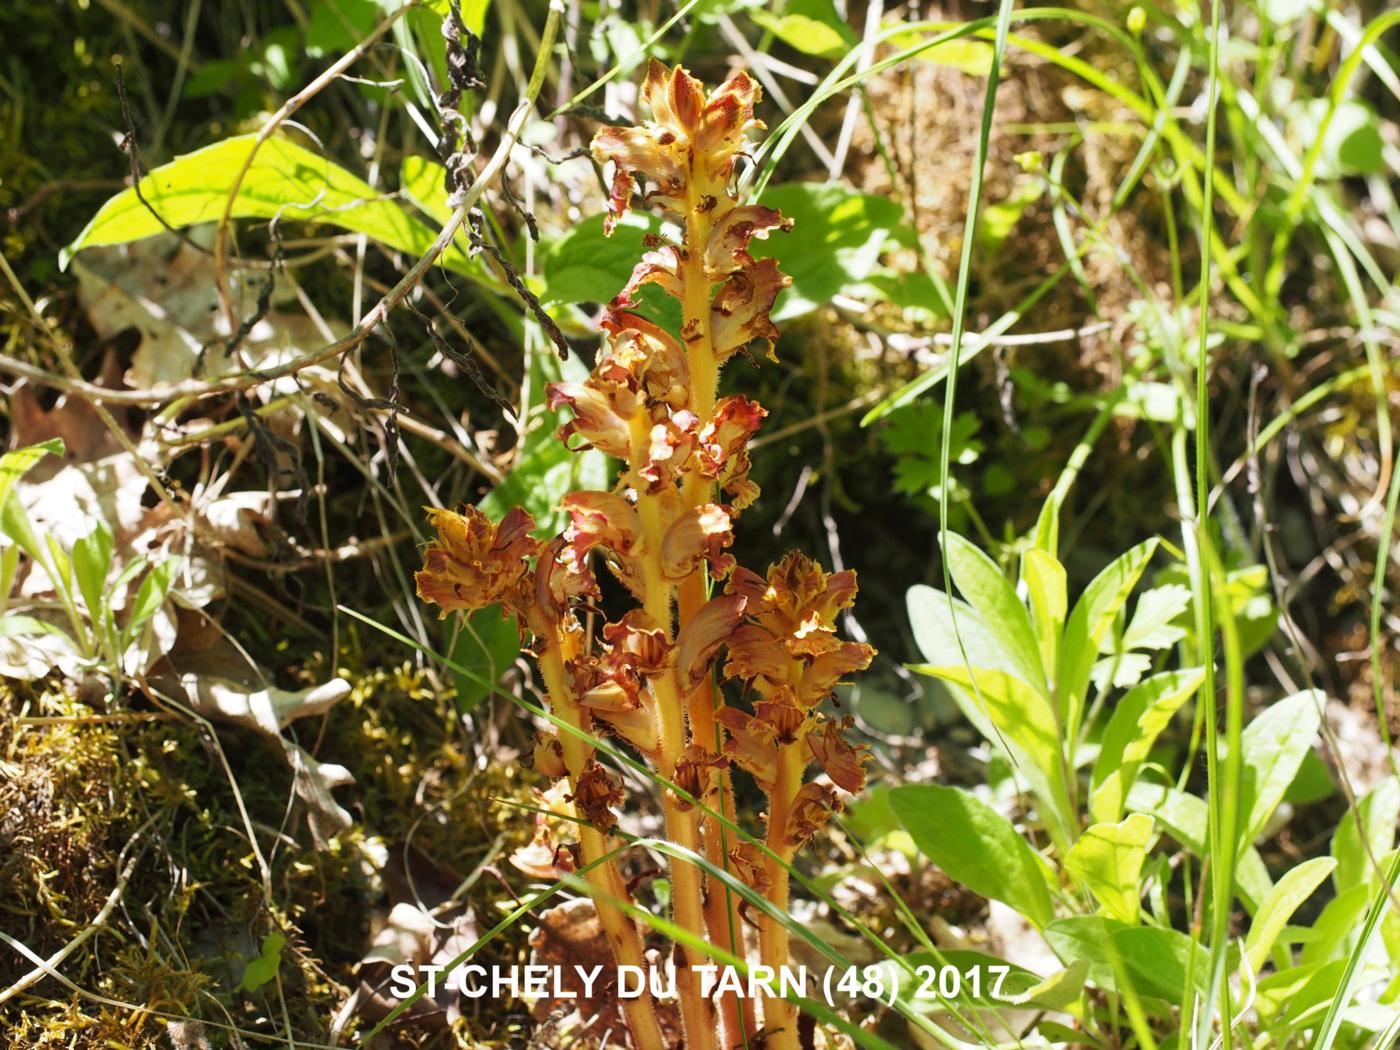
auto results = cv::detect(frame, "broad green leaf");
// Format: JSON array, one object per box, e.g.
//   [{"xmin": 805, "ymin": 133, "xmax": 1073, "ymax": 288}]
[
  {"xmin": 750, "ymin": 0, "xmax": 856, "ymax": 57},
  {"xmin": 752, "ymin": 183, "xmax": 904, "ymax": 321},
  {"xmin": 1022, "ymin": 548, "xmax": 1065, "ymax": 679},
  {"xmin": 1001, "ymin": 958, "xmax": 1090, "ymax": 1010},
  {"xmin": 907, "ymin": 587, "xmax": 1023, "ymax": 679},
  {"xmin": 1120, "ymin": 583, "xmax": 1190, "ymax": 651},
  {"xmin": 1090, "ymin": 669, "xmax": 1204, "ymax": 823},
  {"xmin": 1239, "ymin": 690, "xmax": 1323, "ymax": 843},
  {"xmin": 1056, "ymin": 537, "xmax": 1159, "ymax": 734},
  {"xmin": 1332, "ymin": 778, "xmax": 1400, "ymax": 895},
  {"xmin": 1300, "ymin": 884, "xmax": 1370, "ymax": 966},
  {"xmin": 1294, "ymin": 98, "xmax": 1386, "ymax": 179},
  {"xmin": 1245, "ymin": 856, "xmax": 1336, "ymax": 972},
  {"xmin": 945, "ymin": 532, "xmax": 1045, "ymax": 693},
  {"xmin": 449, "ymin": 605, "xmax": 521, "ymax": 714},
  {"xmin": 72, "ymin": 520, "xmax": 114, "ymax": 626},
  {"xmin": 126, "ymin": 557, "xmax": 184, "ymax": 643},
  {"xmin": 0, "ymin": 438, "xmax": 63, "ymax": 513},
  {"xmin": 63, "ymin": 136, "xmax": 472, "ymax": 273},
  {"xmin": 890, "ymin": 784, "xmax": 1054, "ymax": 929},
  {"xmin": 45, "ymin": 535, "xmax": 74, "ymax": 599},
  {"xmin": 1125, "ymin": 782, "xmax": 1273, "ymax": 911},
  {"xmin": 541, "ymin": 212, "xmax": 667, "ymax": 309},
  {"xmin": 1109, "ymin": 925, "xmax": 1210, "ymax": 1001},
  {"xmin": 399, "ymin": 154, "xmax": 453, "ymax": 225},
  {"xmin": 1064, "ymin": 814, "xmax": 1154, "ymax": 924},
  {"xmin": 1044, "ymin": 915, "xmax": 1129, "ymax": 991},
  {"xmin": 882, "ymin": 26, "xmax": 994, "ymax": 75},
  {"xmin": 908, "ymin": 664, "xmax": 1062, "ymax": 797},
  {"xmin": 239, "ymin": 932, "xmax": 286, "ymax": 993}
]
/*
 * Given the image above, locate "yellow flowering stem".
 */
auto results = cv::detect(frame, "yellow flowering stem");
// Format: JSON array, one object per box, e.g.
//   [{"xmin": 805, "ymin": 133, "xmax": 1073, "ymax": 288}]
[
  {"xmin": 533, "ymin": 617, "xmax": 666, "ymax": 1050},
  {"xmin": 759, "ymin": 743, "xmax": 803, "ymax": 1050},
  {"xmin": 629, "ymin": 415, "xmax": 722, "ymax": 1050},
  {"xmin": 676, "ymin": 187, "xmax": 760, "ymax": 1048}
]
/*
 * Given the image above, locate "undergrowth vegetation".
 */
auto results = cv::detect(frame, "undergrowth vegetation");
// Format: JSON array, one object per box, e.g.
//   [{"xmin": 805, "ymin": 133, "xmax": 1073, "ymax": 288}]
[{"xmin": 1, "ymin": 0, "xmax": 1397, "ymax": 1048}]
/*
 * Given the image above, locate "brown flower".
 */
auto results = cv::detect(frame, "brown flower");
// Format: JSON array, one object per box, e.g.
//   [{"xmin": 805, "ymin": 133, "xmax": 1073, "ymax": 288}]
[
  {"xmin": 415, "ymin": 505, "xmax": 539, "ymax": 617},
  {"xmin": 695, "ymin": 396, "xmax": 767, "ymax": 511},
  {"xmin": 710, "ymin": 257, "xmax": 790, "ymax": 364},
  {"xmin": 804, "ymin": 717, "xmax": 871, "ymax": 794},
  {"xmin": 783, "ymin": 782, "xmax": 839, "ymax": 849},
  {"xmin": 591, "ymin": 60, "xmax": 766, "ymax": 231},
  {"xmin": 675, "ymin": 594, "xmax": 747, "ymax": 690},
  {"xmin": 660, "ymin": 503, "xmax": 735, "ymax": 581},
  {"xmin": 570, "ymin": 760, "xmax": 626, "ymax": 832}
]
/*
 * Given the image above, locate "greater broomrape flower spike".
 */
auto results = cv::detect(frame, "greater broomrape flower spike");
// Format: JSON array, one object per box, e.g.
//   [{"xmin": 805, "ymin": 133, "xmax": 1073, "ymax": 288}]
[{"xmin": 417, "ymin": 60, "xmax": 873, "ymax": 1050}]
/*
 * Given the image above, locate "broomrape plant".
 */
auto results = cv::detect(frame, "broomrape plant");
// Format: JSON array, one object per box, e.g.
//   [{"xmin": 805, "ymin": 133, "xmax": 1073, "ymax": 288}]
[{"xmin": 414, "ymin": 61, "xmax": 873, "ymax": 1050}]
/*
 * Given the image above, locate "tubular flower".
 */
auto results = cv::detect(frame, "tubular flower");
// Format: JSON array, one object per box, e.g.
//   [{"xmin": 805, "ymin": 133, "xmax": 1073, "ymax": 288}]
[
  {"xmin": 415, "ymin": 505, "xmax": 539, "ymax": 617},
  {"xmin": 784, "ymin": 782, "xmax": 840, "ymax": 850}
]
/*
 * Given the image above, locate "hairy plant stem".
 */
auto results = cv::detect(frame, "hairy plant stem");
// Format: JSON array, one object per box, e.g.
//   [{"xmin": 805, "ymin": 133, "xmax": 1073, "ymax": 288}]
[
  {"xmin": 532, "ymin": 615, "xmax": 665, "ymax": 1050},
  {"xmin": 759, "ymin": 743, "xmax": 802, "ymax": 1050},
  {"xmin": 678, "ymin": 183, "xmax": 759, "ymax": 1048},
  {"xmin": 628, "ymin": 415, "xmax": 722, "ymax": 1050}
]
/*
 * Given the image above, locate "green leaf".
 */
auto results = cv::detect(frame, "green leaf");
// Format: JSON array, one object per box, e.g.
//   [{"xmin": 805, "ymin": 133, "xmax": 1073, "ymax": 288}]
[
  {"xmin": 1056, "ymin": 537, "xmax": 1159, "ymax": 733},
  {"xmin": 1109, "ymin": 925, "xmax": 1210, "ymax": 1001},
  {"xmin": 125, "ymin": 557, "xmax": 183, "ymax": 644},
  {"xmin": 977, "ymin": 177, "xmax": 1042, "ymax": 256},
  {"xmin": 1300, "ymin": 883, "xmax": 1370, "ymax": 966},
  {"xmin": 1120, "ymin": 583, "xmax": 1191, "ymax": 652},
  {"xmin": 889, "ymin": 784, "xmax": 1054, "ymax": 929},
  {"xmin": 399, "ymin": 154, "xmax": 454, "ymax": 225},
  {"xmin": 1046, "ymin": 917, "xmax": 1209, "ymax": 1001},
  {"xmin": 0, "ymin": 438, "xmax": 63, "ymax": 513},
  {"xmin": 1090, "ymin": 669, "xmax": 1204, "ymax": 823},
  {"xmin": 1245, "ymin": 856, "xmax": 1336, "ymax": 972},
  {"xmin": 1239, "ymin": 690, "xmax": 1323, "ymax": 843},
  {"xmin": 944, "ymin": 533, "xmax": 1045, "ymax": 693},
  {"xmin": 541, "ymin": 212, "xmax": 667, "ymax": 308},
  {"xmin": 71, "ymin": 520, "xmax": 114, "ymax": 626},
  {"xmin": 1331, "ymin": 778, "xmax": 1399, "ymax": 895},
  {"xmin": 1295, "ymin": 98, "xmax": 1386, "ymax": 179},
  {"xmin": 749, "ymin": 0, "xmax": 857, "ymax": 57},
  {"xmin": 239, "ymin": 932, "xmax": 286, "ymax": 993},
  {"xmin": 907, "ymin": 664, "xmax": 1061, "ymax": 801},
  {"xmin": 882, "ymin": 26, "xmax": 994, "ymax": 75},
  {"xmin": 753, "ymin": 183, "xmax": 904, "ymax": 321},
  {"xmin": 63, "ymin": 136, "xmax": 471, "ymax": 273},
  {"xmin": 1064, "ymin": 814, "xmax": 1154, "ymax": 924},
  {"xmin": 1022, "ymin": 548, "xmax": 1066, "ymax": 679},
  {"xmin": 1002, "ymin": 958, "xmax": 1090, "ymax": 1010},
  {"xmin": 1125, "ymin": 782, "xmax": 1273, "ymax": 911},
  {"xmin": 448, "ymin": 605, "xmax": 521, "ymax": 714}
]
